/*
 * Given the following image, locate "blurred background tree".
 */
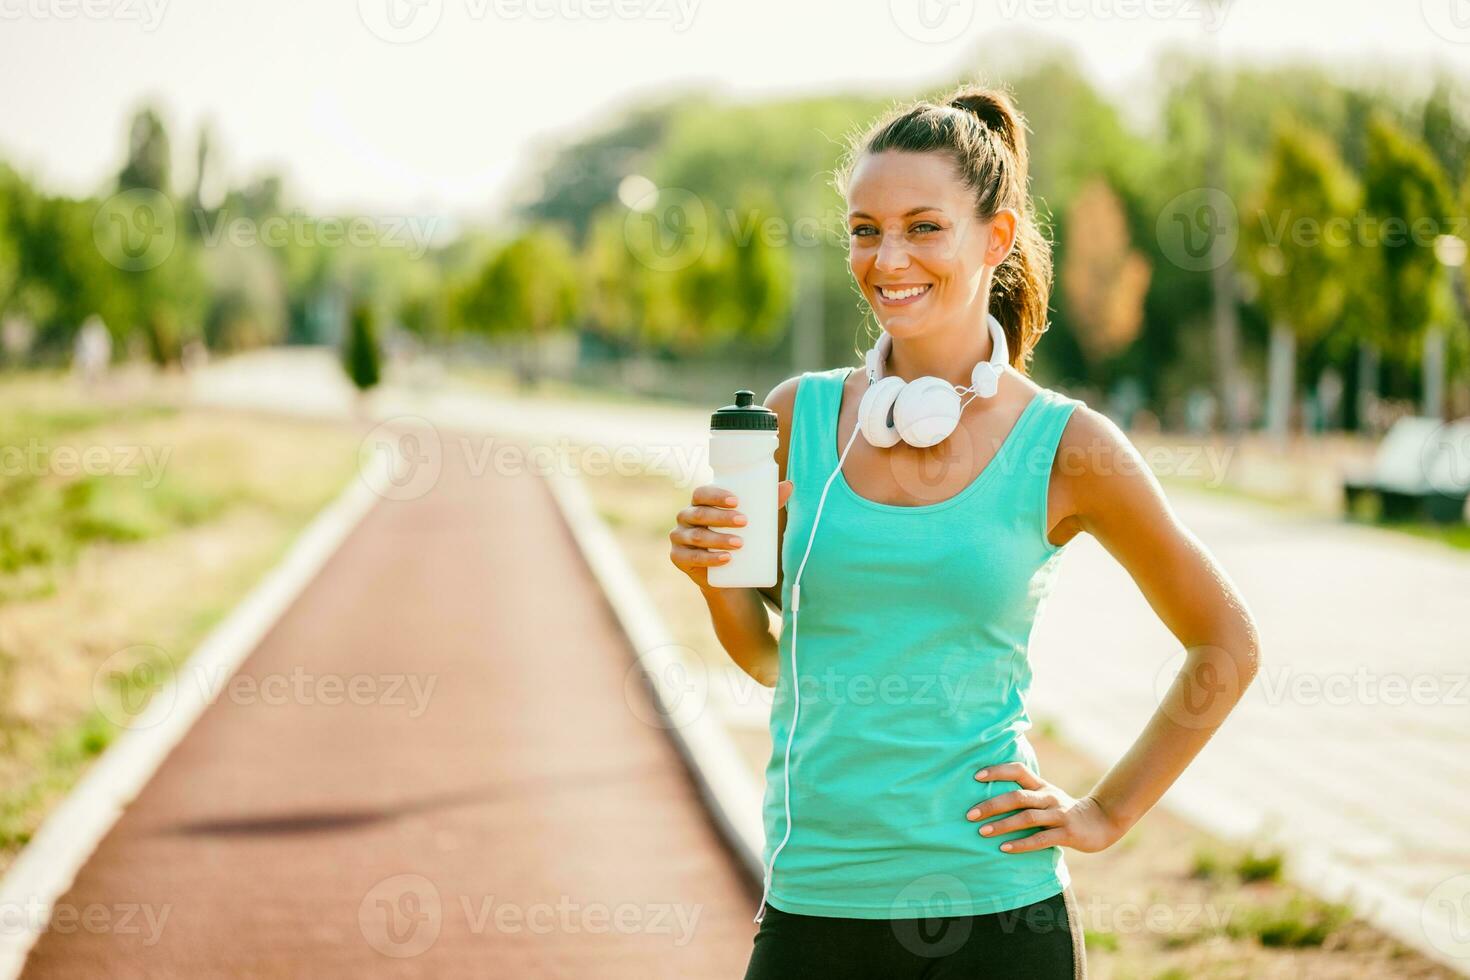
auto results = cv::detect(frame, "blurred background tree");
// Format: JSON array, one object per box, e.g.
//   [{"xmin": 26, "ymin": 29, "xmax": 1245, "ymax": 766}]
[
  {"xmin": 1, "ymin": 53, "xmax": 1467, "ymax": 432},
  {"xmin": 343, "ymin": 301, "xmax": 381, "ymax": 393},
  {"xmin": 1241, "ymin": 120, "xmax": 1359, "ymax": 441}
]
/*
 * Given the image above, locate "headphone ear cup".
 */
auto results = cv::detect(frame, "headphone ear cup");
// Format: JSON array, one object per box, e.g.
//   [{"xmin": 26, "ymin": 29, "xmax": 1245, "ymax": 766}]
[
  {"xmin": 970, "ymin": 361, "xmax": 1002, "ymax": 399},
  {"xmin": 857, "ymin": 376, "xmax": 906, "ymax": 448},
  {"xmin": 892, "ymin": 376, "xmax": 961, "ymax": 448}
]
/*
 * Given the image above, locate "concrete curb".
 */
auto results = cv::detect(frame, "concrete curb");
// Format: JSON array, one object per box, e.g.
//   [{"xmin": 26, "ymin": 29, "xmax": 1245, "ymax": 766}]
[
  {"xmin": 542, "ymin": 468, "xmax": 766, "ymax": 890},
  {"xmin": 0, "ymin": 448, "xmax": 397, "ymax": 979}
]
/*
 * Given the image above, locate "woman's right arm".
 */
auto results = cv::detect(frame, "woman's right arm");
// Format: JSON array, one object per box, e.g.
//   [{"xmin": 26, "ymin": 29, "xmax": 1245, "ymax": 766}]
[{"xmin": 668, "ymin": 379, "xmax": 799, "ymax": 688}]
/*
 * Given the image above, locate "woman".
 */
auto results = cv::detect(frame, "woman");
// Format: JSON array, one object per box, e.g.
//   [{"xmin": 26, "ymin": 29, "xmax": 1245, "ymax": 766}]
[{"xmin": 668, "ymin": 83, "xmax": 1261, "ymax": 979}]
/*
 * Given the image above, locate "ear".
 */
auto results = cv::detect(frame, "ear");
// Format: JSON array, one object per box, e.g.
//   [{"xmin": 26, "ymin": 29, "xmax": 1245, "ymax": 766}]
[{"xmin": 985, "ymin": 208, "xmax": 1019, "ymax": 268}]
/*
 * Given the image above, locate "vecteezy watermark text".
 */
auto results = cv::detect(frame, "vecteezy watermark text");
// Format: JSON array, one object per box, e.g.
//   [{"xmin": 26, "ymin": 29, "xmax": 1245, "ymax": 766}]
[
  {"xmin": 357, "ymin": 874, "xmax": 702, "ymax": 958},
  {"xmin": 0, "ymin": 0, "xmax": 168, "ymax": 30},
  {"xmin": 0, "ymin": 439, "xmax": 171, "ymax": 489}
]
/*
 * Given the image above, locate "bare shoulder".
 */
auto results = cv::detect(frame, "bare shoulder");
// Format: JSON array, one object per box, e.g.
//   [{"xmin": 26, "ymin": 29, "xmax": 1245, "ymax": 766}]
[
  {"xmin": 764, "ymin": 374, "xmax": 802, "ymax": 419},
  {"xmin": 1052, "ymin": 398, "xmax": 1171, "ymax": 532},
  {"xmin": 764, "ymin": 374, "xmax": 804, "ymax": 472}
]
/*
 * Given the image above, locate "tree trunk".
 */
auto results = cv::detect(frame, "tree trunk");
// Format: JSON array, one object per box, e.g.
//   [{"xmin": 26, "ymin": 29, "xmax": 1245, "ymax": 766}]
[
  {"xmin": 1357, "ymin": 341, "xmax": 1380, "ymax": 434},
  {"xmin": 1265, "ymin": 322, "xmax": 1295, "ymax": 443},
  {"xmin": 1204, "ymin": 57, "xmax": 1243, "ymax": 435},
  {"xmin": 1422, "ymin": 323, "xmax": 1445, "ymax": 420},
  {"xmin": 793, "ymin": 249, "xmax": 823, "ymax": 373}
]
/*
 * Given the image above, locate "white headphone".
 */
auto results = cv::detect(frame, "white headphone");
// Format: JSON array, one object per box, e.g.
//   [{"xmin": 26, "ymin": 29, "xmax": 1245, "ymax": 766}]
[
  {"xmin": 856, "ymin": 312, "xmax": 1010, "ymax": 449},
  {"xmin": 753, "ymin": 312, "xmax": 1011, "ymax": 925}
]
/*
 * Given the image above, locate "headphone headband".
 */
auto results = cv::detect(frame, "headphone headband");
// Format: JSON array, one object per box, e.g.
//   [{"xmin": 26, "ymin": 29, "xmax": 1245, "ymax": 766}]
[{"xmin": 865, "ymin": 312, "xmax": 1009, "ymax": 388}]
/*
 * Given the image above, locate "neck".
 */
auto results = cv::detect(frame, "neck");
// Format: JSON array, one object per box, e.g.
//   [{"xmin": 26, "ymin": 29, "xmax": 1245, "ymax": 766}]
[{"xmin": 884, "ymin": 312, "xmax": 996, "ymax": 391}]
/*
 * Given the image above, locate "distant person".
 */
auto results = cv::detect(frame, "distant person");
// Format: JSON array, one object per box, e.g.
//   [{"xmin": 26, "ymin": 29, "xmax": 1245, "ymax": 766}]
[
  {"xmin": 669, "ymin": 83, "xmax": 1261, "ymax": 979},
  {"xmin": 72, "ymin": 315, "xmax": 112, "ymax": 388}
]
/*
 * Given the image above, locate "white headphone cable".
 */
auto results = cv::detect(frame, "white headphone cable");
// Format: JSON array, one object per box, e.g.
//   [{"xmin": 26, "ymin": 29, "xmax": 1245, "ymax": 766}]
[{"xmin": 754, "ymin": 408, "xmax": 866, "ymax": 925}]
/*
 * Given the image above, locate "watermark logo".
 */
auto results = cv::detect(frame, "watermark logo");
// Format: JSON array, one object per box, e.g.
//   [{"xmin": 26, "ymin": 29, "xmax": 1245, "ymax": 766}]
[
  {"xmin": 889, "ymin": 874, "xmax": 973, "ymax": 956},
  {"xmin": 93, "ymin": 189, "xmax": 176, "ymax": 271},
  {"xmin": 361, "ymin": 417, "xmax": 445, "ymax": 501},
  {"xmin": 623, "ymin": 186, "xmax": 710, "ymax": 272},
  {"xmin": 358, "ymin": 0, "xmax": 444, "ymax": 42},
  {"xmin": 1421, "ymin": 420, "xmax": 1470, "ymax": 496},
  {"xmin": 624, "ymin": 644, "xmax": 709, "ymax": 730},
  {"xmin": 359, "ymin": 874, "xmax": 443, "ymax": 957},
  {"xmin": 888, "ymin": 0, "xmax": 975, "ymax": 43},
  {"xmin": 1156, "ymin": 187, "xmax": 1238, "ymax": 272},
  {"xmin": 1152, "ymin": 645, "xmax": 1253, "ymax": 730},
  {"xmin": 1423, "ymin": 872, "xmax": 1470, "ymax": 959},
  {"xmin": 93, "ymin": 645, "xmax": 177, "ymax": 729},
  {"xmin": 1422, "ymin": 0, "xmax": 1470, "ymax": 44}
]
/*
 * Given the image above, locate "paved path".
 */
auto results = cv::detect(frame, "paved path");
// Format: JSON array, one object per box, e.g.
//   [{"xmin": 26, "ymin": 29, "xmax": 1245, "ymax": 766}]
[
  {"xmin": 186, "ymin": 349, "xmax": 1470, "ymax": 969},
  {"xmin": 23, "ymin": 435, "xmax": 756, "ymax": 977},
  {"xmin": 1028, "ymin": 491, "xmax": 1470, "ymax": 963}
]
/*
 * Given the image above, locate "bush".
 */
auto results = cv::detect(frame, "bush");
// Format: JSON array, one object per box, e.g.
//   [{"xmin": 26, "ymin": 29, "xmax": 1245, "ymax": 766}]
[{"xmin": 343, "ymin": 302, "xmax": 381, "ymax": 392}]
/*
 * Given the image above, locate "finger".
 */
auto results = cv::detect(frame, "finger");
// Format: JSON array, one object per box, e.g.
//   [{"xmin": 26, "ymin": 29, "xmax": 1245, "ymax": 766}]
[
  {"xmin": 671, "ymin": 545, "xmax": 732, "ymax": 568},
  {"xmin": 670, "ymin": 526, "xmax": 744, "ymax": 550},
  {"xmin": 999, "ymin": 828, "xmax": 1067, "ymax": 854},
  {"xmin": 966, "ymin": 790, "xmax": 1052, "ymax": 822},
  {"xmin": 679, "ymin": 505, "xmax": 747, "ymax": 528},
  {"xmin": 692, "ymin": 485, "xmax": 739, "ymax": 507},
  {"xmin": 777, "ymin": 480, "xmax": 794, "ymax": 509},
  {"xmin": 974, "ymin": 763, "xmax": 1044, "ymax": 791},
  {"xmin": 978, "ymin": 808, "xmax": 1062, "ymax": 837}
]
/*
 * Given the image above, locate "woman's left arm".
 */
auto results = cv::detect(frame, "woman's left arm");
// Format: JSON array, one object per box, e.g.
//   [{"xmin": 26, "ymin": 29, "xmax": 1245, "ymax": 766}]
[{"xmin": 968, "ymin": 406, "xmax": 1262, "ymax": 854}]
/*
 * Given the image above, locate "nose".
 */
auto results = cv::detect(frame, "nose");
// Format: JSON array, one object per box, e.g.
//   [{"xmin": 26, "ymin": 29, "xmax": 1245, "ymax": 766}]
[{"xmin": 874, "ymin": 230, "xmax": 910, "ymax": 273}]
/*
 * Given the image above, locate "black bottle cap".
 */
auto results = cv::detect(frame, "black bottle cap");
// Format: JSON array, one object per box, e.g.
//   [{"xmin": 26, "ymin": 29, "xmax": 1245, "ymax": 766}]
[{"xmin": 711, "ymin": 389, "xmax": 777, "ymax": 431}]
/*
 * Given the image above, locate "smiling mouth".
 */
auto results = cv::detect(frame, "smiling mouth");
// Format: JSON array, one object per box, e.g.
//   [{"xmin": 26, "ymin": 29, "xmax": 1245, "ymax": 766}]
[{"xmin": 875, "ymin": 283, "xmax": 932, "ymax": 304}]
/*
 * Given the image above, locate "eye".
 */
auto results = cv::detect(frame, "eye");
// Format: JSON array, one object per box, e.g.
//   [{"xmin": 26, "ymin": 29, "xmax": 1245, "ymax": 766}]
[
  {"xmin": 910, "ymin": 221, "xmax": 942, "ymax": 235},
  {"xmin": 850, "ymin": 223, "xmax": 878, "ymax": 238}
]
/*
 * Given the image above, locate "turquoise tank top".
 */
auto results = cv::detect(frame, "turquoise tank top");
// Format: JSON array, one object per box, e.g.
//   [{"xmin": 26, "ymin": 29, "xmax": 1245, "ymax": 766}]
[{"xmin": 761, "ymin": 365, "xmax": 1081, "ymax": 919}]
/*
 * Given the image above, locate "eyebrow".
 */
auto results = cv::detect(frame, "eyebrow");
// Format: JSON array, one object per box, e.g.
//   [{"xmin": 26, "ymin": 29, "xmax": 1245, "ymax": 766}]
[{"xmin": 848, "ymin": 206, "xmax": 943, "ymax": 221}]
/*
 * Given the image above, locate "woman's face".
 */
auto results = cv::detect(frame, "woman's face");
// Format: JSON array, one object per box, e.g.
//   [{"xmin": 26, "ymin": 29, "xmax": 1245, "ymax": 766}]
[{"xmin": 846, "ymin": 150, "xmax": 1015, "ymax": 340}]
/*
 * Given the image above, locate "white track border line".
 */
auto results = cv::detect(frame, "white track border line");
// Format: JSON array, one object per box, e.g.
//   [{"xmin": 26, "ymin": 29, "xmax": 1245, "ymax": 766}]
[
  {"xmin": 543, "ymin": 468, "xmax": 766, "ymax": 887},
  {"xmin": 0, "ymin": 449, "xmax": 396, "ymax": 979}
]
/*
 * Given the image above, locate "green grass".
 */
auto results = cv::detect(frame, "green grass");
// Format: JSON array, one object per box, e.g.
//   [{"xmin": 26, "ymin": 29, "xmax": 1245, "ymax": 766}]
[
  {"xmin": 0, "ymin": 375, "xmax": 361, "ymax": 867},
  {"xmin": 1190, "ymin": 843, "xmax": 1286, "ymax": 884},
  {"xmin": 1225, "ymin": 894, "xmax": 1354, "ymax": 948}
]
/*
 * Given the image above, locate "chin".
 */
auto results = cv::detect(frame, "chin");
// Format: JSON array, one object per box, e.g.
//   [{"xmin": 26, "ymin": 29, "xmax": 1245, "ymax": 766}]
[{"xmin": 873, "ymin": 309, "xmax": 935, "ymax": 339}]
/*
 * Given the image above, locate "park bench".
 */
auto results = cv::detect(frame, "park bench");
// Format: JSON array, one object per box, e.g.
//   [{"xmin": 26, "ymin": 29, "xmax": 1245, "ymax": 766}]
[{"xmin": 1343, "ymin": 416, "xmax": 1470, "ymax": 523}]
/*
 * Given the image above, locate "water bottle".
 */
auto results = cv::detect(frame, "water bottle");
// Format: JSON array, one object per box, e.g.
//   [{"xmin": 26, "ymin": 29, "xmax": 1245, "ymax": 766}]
[{"xmin": 707, "ymin": 389, "xmax": 778, "ymax": 588}]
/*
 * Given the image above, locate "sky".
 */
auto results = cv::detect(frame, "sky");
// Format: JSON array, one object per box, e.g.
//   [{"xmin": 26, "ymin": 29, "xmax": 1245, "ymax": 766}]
[{"xmin": 1, "ymin": 0, "xmax": 1468, "ymax": 227}]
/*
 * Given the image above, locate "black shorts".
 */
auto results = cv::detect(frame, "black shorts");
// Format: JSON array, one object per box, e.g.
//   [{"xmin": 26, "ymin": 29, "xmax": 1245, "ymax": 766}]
[{"xmin": 743, "ymin": 886, "xmax": 1086, "ymax": 980}]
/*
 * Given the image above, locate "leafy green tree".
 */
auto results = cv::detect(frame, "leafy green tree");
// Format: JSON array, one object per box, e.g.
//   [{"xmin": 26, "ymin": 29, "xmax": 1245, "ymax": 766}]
[
  {"xmin": 118, "ymin": 107, "xmax": 171, "ymax": 194},
  {"xmin": 1359, "ymin": 112, "xmax": 1455, "ymax": 417},
  {"xmin": 454, "ymin": 226, "xmax": 581, "ymax": 383},
  {"xmin": 343, "ymin": 301, "xmax": 381, "ymax": 392},
  {"xmin": 1241, "ymin": 120, "xmax": 1358, "ymax": 440}
]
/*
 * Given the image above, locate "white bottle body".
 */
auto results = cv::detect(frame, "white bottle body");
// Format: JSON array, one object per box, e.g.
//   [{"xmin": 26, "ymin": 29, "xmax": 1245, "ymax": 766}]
[{"xmin": 706, "ymin": 430, "xmax": 778, "ymax": 588}]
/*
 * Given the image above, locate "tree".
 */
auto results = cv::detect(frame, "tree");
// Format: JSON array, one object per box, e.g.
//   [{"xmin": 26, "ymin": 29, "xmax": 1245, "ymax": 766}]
[
  {"xmin": 343, "ymin": 301, "xmax": 381, "ymax": 392},
  {"xmin": 1061, "ymin": 177, "xmax": 1151, "ymax": 381},
  {"xmin": 1359, "ymin": 112, "xmax": 1455, "ymax": 419},
  {"xmin": 1241, "ymin": 120, "xmax": 1358, "ymax": 441},
  {"xmin": 454, "ymin": 226, "xmax": 581, "ymax": 384},
  {"xmin": 118, "ymin": 107, "xmax": 171, "ymax": 194}
]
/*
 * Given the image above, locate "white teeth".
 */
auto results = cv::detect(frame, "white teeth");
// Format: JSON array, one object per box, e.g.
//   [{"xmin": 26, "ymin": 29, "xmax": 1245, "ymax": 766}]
[{"xmin": 878, "ymin": 285, "xmax": 929, "ymax": 300}]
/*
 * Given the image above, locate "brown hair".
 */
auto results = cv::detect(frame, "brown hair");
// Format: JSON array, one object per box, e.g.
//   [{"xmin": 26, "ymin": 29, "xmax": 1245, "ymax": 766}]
[{"xmin": 834, "ymin": 83, "xmax": 1052, "ymax": 373}]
